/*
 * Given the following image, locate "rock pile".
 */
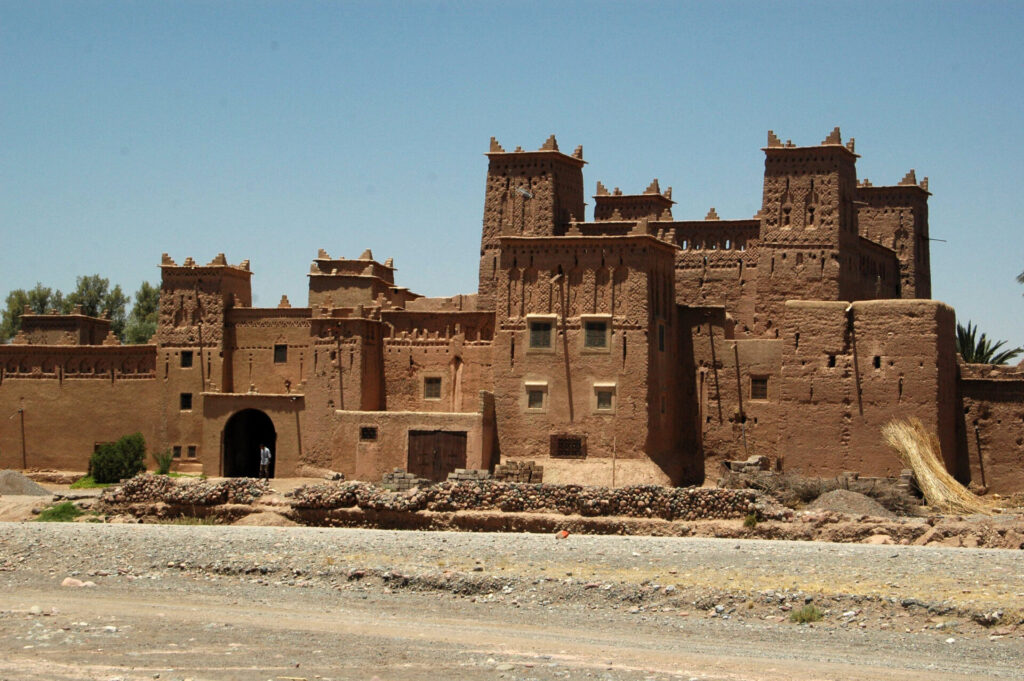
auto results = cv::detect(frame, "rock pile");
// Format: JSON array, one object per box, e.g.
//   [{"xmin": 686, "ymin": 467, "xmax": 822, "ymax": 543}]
[
  {"xmin": 288, "ymin": 480, "xmax": 788, "ymax": 521},
  {"xmin": 100, "ymin": 475, "xmax": 269, "ymax": 506},
  {"xmin": 492, "ymin": 460, "xmax": 543, "ymax": 483},
  {"xmin": 0, "ymin": 470, "xmax": 52, "ymax": 496}
]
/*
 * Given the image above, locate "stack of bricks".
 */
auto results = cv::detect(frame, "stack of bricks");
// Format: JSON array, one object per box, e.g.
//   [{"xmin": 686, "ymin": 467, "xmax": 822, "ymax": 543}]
[
  {"xmin": 492, "ymin": 460, "xmax": 543, "ymax": 483},
  {"xmin": 380, "ymin": 468, "xmax": 432, "ymax": 492},
  {"xmin": 446, "ymin": 469, "xmax": 492, "ymax": 483}
]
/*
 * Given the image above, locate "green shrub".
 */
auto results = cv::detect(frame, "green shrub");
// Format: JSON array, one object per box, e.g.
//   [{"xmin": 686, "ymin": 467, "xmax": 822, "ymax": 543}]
[
  {"xmin": 153, "ymin": 448, "xmax": 174, "ymax": 475},
  {"xmin": 35, "ymin": 501, "xmax": 83, "ymax": 522},
  {"xmin": 89, "ymin": 432, "xmax": 147, "ymax": 484},
  {"xmin": 743, "ymin": 513, "xmax": 759, "ymax": 528},
  {"xmin": 790, "ymin": 604, "xmax": 823, "ymax": 624},
  {"xmin": 69, "ymin": 475, "xmax": 111, "ymax": 489}
]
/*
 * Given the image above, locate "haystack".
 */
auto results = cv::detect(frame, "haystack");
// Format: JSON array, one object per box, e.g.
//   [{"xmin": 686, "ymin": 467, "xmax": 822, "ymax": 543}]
[{"xmin": 882, "ymin": 418, "xmax": 992, "ymax": 515}]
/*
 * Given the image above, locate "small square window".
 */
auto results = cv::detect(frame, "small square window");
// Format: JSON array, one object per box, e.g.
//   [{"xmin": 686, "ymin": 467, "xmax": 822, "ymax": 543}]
[
  {"xmin": 186, "ymin": 445, "xmax": 197, "ymax": 459},
  {"xmin": 529, "ymin": 320, "xmax": 553, "ymax": 348},
  {"xmin": 179, "ymin": 393, "xmax": 193, "ymax": 410},
  {"xmin": 424, "ymin": 377, "xmax": 442, "ymax": 399},
  {"xmin": 274, "ymin": 344, "xmax": 288, "ymax": 363},
  {"xmin": 180, "ymin": 351, "xmax": 193, "ymax": 368},
  {"xmin": 360, "ymin": 426, "xmax": 378, "ymax": 441},
  {"xmin": 527, "ymin": 389, "xmax": 545, "ymax": 410},
  {"xmin": 583, "ymin": 320, "xmax": 608, "ymax": 348},
  {"xmin": 172, "ymin": 446, "xmax": 182, "ymax": 459},
  {"xmin": 596, "ymin": 389, "xmax": 613, "ymax": 410},
  {"xmin": 751, "ymin": 377, "xmax": 769, "ymax": 401}
]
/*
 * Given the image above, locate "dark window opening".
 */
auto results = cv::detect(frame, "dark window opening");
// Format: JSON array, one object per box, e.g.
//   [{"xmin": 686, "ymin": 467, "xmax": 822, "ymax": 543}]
[
  {"xmin": 180, "ymin": 393, "xmax": 193, "ymax": 410},
  {"xmin": 596, "ymin": 390, "xmax": 613, "ymax": 410},
  {"xmin": 180, "ymin": 351, "xmax": 193, "ymax": 368},
  {"xmin": 360, "ymin": 426, "xmax": 378, "ymax": 441},
  {"xmin": 751, "ymin": 377, "xmax": 769, "ymax": 400},
  {"xmin": 873, "ymin": 355, "xmax": 881, "ymax": 369},
  {"xmin": 424, "ymin": 377, "xmax": 442, "ymax": 399},
  {"xmin": 527, "ymin": 389, "xmax": 545, "ymax": 409},
  {"xmin": 172, "ymin": 446, "xmax": 182, "ymax": 459},
  {"xmin": 827, "ymin": 354, "xmax": 837, "ymax": 368},
  {"xmin": 529, "ymin": 320, "xmax": 553, "ymax": 348},
  {"xmin": 274, "ymin": 344, "xmax": 288, "ymax": 363},
  {"xmin": 550, "ymin": 435, "xmax": 587, "ymax": 459},
  {"xmin": 187, "ymin": 445, "xmax": 197, "ymax": 459},
  {"xmin": 584, "ymin": 320, "xmax": 608, "ymax": 348}
]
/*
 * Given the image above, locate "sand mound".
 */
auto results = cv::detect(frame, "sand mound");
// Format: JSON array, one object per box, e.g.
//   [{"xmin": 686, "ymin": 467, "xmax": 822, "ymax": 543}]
[
  {"xmin": 232, "ymin": 511, "xmax": 298, "ymax": 527},
  {"xmin": 0, "ymin": 470, "xmax": 52, "ymax": 496},
  {"xmin": 807, "ymin": 489, "xmax": 895, "ymax": 519}
]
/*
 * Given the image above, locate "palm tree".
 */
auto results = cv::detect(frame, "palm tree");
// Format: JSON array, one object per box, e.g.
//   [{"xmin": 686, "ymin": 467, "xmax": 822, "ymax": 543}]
[{"xmin": 956, "ymin": 321, "xmax": 1023, "ymax": 365}]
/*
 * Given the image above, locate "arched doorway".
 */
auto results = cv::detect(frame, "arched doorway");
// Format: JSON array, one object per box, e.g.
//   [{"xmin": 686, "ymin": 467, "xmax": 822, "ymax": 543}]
[{"xmin": 222, "ymin": 409, "xmax": 276, "ymax": 478}]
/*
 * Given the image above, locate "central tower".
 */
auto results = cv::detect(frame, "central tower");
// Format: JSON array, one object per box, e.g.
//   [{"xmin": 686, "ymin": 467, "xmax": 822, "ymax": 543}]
[{"xmin": 477, "ymin": 135, "xmax": 585, "ymax": 310}]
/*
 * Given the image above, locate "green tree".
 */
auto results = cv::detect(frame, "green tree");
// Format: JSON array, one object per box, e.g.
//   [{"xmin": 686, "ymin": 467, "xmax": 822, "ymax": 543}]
[
  {"xmin": 66, "ymin": 275, "xmax": 128, "ymax": 339},
  {"xmin": 956, "ymin": 321, "xmax": 1023, "ymax": 365},
  {"xmin": 123, "ymin": 281, "xmax": 160, "ymax": 344},
  {"xmin": 0, "ymin": 283, "xmax": 69, "ymax": 342}
]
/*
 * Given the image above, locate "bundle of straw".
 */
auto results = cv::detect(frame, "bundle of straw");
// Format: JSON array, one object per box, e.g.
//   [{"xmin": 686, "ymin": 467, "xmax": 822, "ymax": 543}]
[{"xmin": 882, "ymin": 418, "xmax": 992, "ymax": 516}]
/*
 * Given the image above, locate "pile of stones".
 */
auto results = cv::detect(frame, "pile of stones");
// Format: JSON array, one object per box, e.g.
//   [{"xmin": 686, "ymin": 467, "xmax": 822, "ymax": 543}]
[
  {"xmin": 492, "ymin": 460, "xmax": 543, "ymax": 483},
  {"xmin": 100, "ymin": 475, "xmax": 269, "ymax": 506},
  {"xmin": 288, "ymin": 480, "xmax": 788, "ymax": 521},
  {"xmin": 380, "ymin": 469, "xmax": 433, "ymax": 492}
]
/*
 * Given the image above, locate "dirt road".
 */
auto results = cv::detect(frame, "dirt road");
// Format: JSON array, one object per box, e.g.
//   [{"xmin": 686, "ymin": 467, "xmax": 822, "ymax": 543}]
[{"xmin": 1, "ymin": 523, "xmax": 1022, "ymax": 680}]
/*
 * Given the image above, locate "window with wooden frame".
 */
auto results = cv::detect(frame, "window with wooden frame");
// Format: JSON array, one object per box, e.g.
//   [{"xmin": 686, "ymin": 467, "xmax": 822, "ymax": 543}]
[
  {"xmin": 423, "ymin": 376, "xmax": 442, "ymax": 400},
  {"xmin": 581, "ymin": 315, "xmax": 611, "ymax": 351},
  {"xmin": 750, "ymin": 376, "xmax": 769, "ymax": 401},
  {"xmin": 527, "ymin": 315, "xmax": 557, "ymax": 351}
]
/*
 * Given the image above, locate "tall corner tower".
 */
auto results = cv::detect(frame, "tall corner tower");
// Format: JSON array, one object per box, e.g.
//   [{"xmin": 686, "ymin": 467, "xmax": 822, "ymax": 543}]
[{"xmin": 477, "ymin": 135, "xmax": 585, "ymax": 310}]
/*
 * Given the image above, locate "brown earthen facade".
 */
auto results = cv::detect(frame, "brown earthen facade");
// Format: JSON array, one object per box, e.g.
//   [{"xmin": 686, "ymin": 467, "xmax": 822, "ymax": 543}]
[{"xmin": 2, "ymin": 128, "xmax": 1022, "ymax": 492}]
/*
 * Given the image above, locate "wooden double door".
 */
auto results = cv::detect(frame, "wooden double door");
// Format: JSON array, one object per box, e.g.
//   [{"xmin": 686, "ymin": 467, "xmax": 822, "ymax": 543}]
[{"xmin": 407, "ymin": 430, "xmax": 467, "ymax": 482}]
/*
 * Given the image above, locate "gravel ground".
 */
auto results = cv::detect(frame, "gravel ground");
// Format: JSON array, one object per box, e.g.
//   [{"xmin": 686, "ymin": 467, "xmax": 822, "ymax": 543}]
[{"xmin": 1, "ymin": 522, "xmax": 1022, "ymax": 681}]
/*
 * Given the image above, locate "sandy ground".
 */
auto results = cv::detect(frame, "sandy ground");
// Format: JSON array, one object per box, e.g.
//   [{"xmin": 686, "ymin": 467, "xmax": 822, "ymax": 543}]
[{"xmin": 1, "ymin": 522, "xmax": 1022, "ymax": 681}]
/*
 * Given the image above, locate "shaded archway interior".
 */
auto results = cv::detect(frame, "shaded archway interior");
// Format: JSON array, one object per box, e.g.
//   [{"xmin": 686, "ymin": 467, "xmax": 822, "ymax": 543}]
[{"xmin": 223, "ymin": 409, "xmax": 276, "ymax": 478}]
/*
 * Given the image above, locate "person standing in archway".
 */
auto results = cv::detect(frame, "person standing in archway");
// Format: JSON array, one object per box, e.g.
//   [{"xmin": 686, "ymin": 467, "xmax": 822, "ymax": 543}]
[{"xmin": 259, "ymin": 443, "xmax": 272, "ymax": 480}]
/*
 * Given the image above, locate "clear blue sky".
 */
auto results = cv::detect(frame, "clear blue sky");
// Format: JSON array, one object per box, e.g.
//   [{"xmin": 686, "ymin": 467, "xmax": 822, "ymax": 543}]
[{"xmin": 2, "ymin": 1, "xmax": 1023, "ymax": 349}]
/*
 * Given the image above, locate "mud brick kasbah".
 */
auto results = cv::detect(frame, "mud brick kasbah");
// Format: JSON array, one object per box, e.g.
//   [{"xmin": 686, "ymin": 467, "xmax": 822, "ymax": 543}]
[{"xmin": 2, "ymin": 128, "xmax": 1023, "ymax": 493}]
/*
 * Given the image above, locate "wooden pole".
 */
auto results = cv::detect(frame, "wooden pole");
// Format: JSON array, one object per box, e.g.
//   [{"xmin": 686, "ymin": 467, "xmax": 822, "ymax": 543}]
[{"xmin": 19, "ymin": 408, "xmax": 27, "ymax": 470}]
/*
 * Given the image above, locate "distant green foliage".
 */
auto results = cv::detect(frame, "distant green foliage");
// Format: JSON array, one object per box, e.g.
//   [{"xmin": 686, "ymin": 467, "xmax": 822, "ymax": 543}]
[
  {"xmin": 153, "ymin": 448, "xmax": 174, "ymax": 475},
  {"xmin": 743, "ymin": 513, "xmax": 759, "ymax": 528},
  {"xmin": 89, "ymin": 433, "xmax": 147, "ymax": 484},
  {"xmin": 123, "ymin": 281, "xmax": 159, "ymax": 344},
  {"xmin": 790, "ymin": 604, "xmax": 823, "ymax": 623},
  {"xmin": 1, "ymin": 283, "xmax": 68, "ymax": 341},
  {"xmin": 35, "ymin": 501, "xmax": 83, "ymax": 522},
  {"xmin": 66, "ymin": 274, "xmax": 128, "ymax": 339},
  {"xmin": 956, "ymin": 321, "xmax": 1022, "ymax": 365},
  {"xmin": 69, "ymin": 475, "xmax": 112, "ymax": 489}
]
